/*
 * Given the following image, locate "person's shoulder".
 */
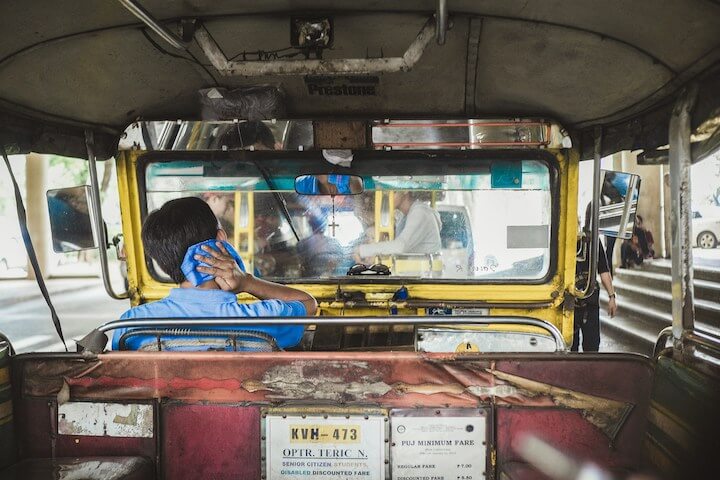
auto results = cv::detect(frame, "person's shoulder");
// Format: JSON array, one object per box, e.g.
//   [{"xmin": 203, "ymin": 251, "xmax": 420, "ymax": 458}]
[
  {"xmin": 247, "ymin": 299, "xmax": 307, "ymax": 316},
  {"xmin": 120, "ymin": 298, "xmax": 173, "ymax": 319},
  {"xmin": 412, "ymin": 202, "xmax": 435, "ymax": 215}
]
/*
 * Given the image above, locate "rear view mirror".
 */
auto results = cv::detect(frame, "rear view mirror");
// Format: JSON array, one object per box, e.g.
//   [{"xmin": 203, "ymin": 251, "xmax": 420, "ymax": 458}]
[
  {"xmin": 295, "ymin": 174, "xmax": 364, "ymax": 195},
  {"xmin": 47, "ymin": 186, "xmax": 98, "ymax": 253},
  {"xmin": 599, "ymin": 170, "xmax": 641, "ymax": 239}
]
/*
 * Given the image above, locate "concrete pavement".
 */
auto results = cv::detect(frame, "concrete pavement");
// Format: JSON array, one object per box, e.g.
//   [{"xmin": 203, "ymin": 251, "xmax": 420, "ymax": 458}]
[{"xmin": 0, "ymin": 277, "xmax": 127, "ymax": 353}]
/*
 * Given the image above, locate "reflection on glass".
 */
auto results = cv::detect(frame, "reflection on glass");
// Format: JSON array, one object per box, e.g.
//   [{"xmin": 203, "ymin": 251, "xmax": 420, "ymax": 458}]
[
  {"xmin": 598, "ymin": 170, "xmax": 641, "ymax": 240},
  {"xmin": 46, "ymin": 186, "xmax": 97, "ymax": 253},
  {"xmin": 146, "ymin": 159, "xmax": 552, "ymax": 281},
  {"xmin": 295, "ymin": 174, "xmax": 364, "ymax": 195}
]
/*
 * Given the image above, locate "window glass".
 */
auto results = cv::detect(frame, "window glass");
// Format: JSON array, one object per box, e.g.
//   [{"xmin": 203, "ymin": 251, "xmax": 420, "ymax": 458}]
[{"xmin": 145, "ymin": 157, "xmax": 552, "ymax": 282}]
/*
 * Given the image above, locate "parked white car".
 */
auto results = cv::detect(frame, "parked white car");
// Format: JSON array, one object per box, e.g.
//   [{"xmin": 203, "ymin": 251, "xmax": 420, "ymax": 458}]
[{"xmin": 692, "ymin": 209, "xmax": 720, "ymax": 249}]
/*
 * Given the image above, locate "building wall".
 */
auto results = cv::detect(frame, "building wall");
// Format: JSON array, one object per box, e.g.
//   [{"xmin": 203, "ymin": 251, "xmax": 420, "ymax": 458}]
[{"xmin": 611, "ymin": 151, "xmax": 666, "ymax": 259}]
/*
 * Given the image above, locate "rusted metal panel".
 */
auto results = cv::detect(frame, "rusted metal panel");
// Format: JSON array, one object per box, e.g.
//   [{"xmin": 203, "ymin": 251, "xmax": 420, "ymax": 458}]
[
  {"xmin": 0, "ymin": 456, "xmax": 153, "ymax": 480},
  {"xmin": 496, "ymin": 409, "xmax": 639, "ymax": 475},
  {"xmin": 16, "ymin": 354, "xmax": 650, "ymax": 439},
  {"xmin": 14, "ymin": 398, "xmax": 156, "ymax": 461},
  {"xmin": 162, "ymin": 403, "xmax": 260, "ymax": 479},
  {"xmin": 18, "ymin": 353, "xmax": 651, "ymax": 406},
  {"xmin": 11, "ymin": 353, "xmax": 653, "ymax": 477},
  {"xmin": 58, "ymin": 402, "xmax": 153, "ymax": 438},
  {"xmin": 313, "ymin": 120, "xmax": 367, "ymax": 149}
]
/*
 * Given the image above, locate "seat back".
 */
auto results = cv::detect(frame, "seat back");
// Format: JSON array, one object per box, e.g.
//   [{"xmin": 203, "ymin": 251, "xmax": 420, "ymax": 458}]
[{"xmin": 645, "ymin": 352, "xmax": 720, "ymax": 478}]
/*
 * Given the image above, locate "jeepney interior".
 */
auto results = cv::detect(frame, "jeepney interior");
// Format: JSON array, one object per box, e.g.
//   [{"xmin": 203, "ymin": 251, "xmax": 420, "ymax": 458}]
[{"xmin": 0, "ymin": 1, "xmax": 719, "ymax": 480}]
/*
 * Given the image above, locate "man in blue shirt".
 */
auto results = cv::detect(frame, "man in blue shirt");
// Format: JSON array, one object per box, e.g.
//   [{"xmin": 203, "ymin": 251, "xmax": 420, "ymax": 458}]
[{"xmin": 112, "ymin": 197, "xmax": 317, "ymax": 351}]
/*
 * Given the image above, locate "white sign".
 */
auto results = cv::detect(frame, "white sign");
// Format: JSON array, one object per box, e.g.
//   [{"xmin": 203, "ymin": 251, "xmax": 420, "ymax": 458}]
[
  {"xmin": 452, "ymin": 307, "xmax": 489, "ymax": 316},
  {"xmin": 58, "ymin": 402, "xmax": 154, "ymax": 438},
  {"xmin": 265, "ymin": 414, "xmax": 385, "ymax": 480},
  {"xmin": 391, "ymin": 415, "xmax": 486, "ymax": 480}
]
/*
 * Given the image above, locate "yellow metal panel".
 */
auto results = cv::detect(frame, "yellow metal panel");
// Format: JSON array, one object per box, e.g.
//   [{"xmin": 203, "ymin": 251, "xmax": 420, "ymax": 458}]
[
  {"xmin": 233, "ymin": 191, "xmax": 255, "ymax": 272},
  {"xmin": 115, "ymin": 148, "xmax": 578, "ymax": 346},
  {"xmin": 374, "ymin": 191, "xmax": 394, "ymax": 242}
]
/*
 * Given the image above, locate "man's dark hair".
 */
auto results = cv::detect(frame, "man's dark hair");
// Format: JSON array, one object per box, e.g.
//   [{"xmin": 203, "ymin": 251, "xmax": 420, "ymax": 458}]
[
  {"xmin": 636, "ymin": 214, "xmax": 644, "ymax": 222},
  {"xmin": 142, "ymin": 197, "xmax": 219, "ymax": 284}
]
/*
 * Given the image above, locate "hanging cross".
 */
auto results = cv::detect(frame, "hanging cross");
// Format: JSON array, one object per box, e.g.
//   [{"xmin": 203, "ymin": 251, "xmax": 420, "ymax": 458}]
[{"xmin": 329, "ymin": 196, "xmax": 339, "ymax": 236}]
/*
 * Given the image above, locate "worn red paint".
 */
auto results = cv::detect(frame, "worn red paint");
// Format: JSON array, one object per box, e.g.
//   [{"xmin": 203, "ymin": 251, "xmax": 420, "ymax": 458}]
[
  {"xmin": 12, "ymin": 352, "xmax": 654, "ymax": 478},
  {"xmin": 162, "ymin": 404, "xmax": 260, "ymax": 480}
]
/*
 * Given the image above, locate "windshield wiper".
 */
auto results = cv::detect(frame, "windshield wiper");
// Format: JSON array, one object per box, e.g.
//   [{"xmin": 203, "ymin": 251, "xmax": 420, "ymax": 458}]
[{"xmin": 250, "ymin": 158, "xmax": 300, "ymax": 242}]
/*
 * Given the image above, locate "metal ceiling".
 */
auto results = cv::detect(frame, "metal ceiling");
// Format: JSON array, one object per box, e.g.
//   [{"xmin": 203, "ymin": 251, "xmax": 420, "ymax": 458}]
[{"xmin": 0, "ymin": 0, "xmax": 718, "ymax": 159}]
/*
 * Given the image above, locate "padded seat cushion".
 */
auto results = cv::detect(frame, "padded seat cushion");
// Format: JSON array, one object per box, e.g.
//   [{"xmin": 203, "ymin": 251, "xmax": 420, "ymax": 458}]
[{"xmin": 0, "ymin": 456, "xmax": 153, "ymax": 480}]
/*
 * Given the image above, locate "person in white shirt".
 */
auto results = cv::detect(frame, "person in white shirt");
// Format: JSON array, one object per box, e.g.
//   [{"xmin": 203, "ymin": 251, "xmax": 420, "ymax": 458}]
[{"xmin": 355, "ymin": 191, "xmax": 442, "ymax": 261}]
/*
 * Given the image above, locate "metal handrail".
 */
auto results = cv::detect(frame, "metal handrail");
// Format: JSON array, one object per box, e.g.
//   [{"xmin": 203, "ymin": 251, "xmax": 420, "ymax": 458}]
[
  {"xmin": 653, "ymin": 326, "xmax": 674, "ymax": 359},
  {"xmin": 96, "ymin": 316, "xmax": 567, "ymax": 352},
  {"xmin": 683, "ymin": 329, "xmax": 720, "ymax": 357},
  {"xmin": 119, "ymin": 328, "xmax": 281, "ymax": 352}
]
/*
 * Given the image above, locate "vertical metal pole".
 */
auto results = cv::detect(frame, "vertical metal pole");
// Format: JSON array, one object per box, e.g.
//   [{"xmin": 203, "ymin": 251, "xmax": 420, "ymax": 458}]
[
  {"xmin": 668, "ymin": 85, "xmax": 698, "ymax": 340},
  {"xmin": 85, "ymin": 130, "xmax": 129, "ymax": 300},
  {"xmin": 587, "ymin": 126, "xmax": 602, "ymax": 294},
  {"xmin": 576, "ymin": 127, "xmax": 602, "ymax": 299}
]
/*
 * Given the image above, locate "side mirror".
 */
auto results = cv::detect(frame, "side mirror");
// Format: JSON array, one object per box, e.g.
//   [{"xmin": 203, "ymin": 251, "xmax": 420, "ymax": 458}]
[
  {"xmin": 598, "ymin": 170, "xmax": 641, "ymax": 239},
  {"xmin": 46, "ymin": 186, "xmax": 98, "ymax": 253},
  {"xmin": 295, "ymin": 174, "xmax": 364, "ymax": 195}
]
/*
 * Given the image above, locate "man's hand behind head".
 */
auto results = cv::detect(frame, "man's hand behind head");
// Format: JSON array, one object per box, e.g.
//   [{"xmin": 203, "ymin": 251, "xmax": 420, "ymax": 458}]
[
  {"xmin": 195, "ymin": 242, "xmax": 251, "ymax": 293},
  {"xmin": 196, "ymin": 242, "xmax": 317, "ymax": 315}
]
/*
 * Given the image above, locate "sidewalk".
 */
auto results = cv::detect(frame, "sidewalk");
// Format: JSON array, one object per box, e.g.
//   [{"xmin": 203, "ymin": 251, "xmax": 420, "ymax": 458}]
[{"xmin": 0, "ymin": 277, "xmax": 98, "ymax": 307}]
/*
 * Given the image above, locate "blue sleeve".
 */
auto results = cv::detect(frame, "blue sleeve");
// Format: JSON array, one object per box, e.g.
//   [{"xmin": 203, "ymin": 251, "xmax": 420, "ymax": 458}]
[
  {"xmin": 282, "ymin": 300, "xmax": 307, "ymax": 316},
  {"xmin": 255, "ymin": 299, "xmax": 307, "ymax": 317}
]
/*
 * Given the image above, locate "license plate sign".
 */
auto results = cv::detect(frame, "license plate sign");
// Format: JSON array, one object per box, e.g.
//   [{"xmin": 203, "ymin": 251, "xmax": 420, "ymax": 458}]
[{"xmin": 265, "ymin": 413, "xmax": 385, "ymax": 480}]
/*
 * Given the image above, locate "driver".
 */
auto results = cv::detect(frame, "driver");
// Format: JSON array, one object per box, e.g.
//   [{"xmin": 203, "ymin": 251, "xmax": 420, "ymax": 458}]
[
  {"xmin": 355, "ymin": 191, "xmax": 442, "ymax": 261},
  {"xmin": 111, "ymin": 197, "xmax": 317, "ymax": 351}
]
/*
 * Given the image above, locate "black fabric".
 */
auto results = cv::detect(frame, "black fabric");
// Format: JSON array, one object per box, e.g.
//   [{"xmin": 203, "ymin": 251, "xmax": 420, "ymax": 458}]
[
  {"xmin": 1, "ymin": 146, "xmax": 67, "ymax": 351},
  {"xmin": 621, "ymin": 241, "xmax": 644, "ymax": 268},
  {"xmin": 571, "ymin": 303, "xmax": 601, "ymax": 352},
  {"xmin": 605, "ymin": 235, "xmax": 616, "ymax": 277},
  {"xmin": 577, "ymin": 239, "xmax": 609, "ymax": 275},
  {"xmin": 573, "ymin": 239, "xmax": 608, "ymax": 351},
  {"xmin": 635, "ymin": 227, "xmax": 650, "ymax": 256},
  {"xmin": 576, "ymin": 239, "xmax": 609, "ymax": 306}
]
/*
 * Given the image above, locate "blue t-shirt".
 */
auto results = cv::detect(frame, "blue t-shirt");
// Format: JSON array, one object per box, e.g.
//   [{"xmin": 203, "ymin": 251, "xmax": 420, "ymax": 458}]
[
  {"xmin": 111, "ymin": 288, "xmax": 307, "ymax": 351},
  {"xmin": 296, "ymin": 175, "xmax": 352, "ymax": 194}
]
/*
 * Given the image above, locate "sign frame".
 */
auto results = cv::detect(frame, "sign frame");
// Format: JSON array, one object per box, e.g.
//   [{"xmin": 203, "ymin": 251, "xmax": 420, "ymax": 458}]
[
  {"xmin": 389, "ymin": 408, "xmax": 492, "ymax": 480},
  {"xmin": 261, "ymin": 406, "xmax": 390, "ymax": 480}
]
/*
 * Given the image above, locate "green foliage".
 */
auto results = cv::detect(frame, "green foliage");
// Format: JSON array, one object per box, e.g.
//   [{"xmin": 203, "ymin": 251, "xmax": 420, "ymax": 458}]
[{"xmin": 47, "ymin": 155, "xmax": 88, "ymax": 187}]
